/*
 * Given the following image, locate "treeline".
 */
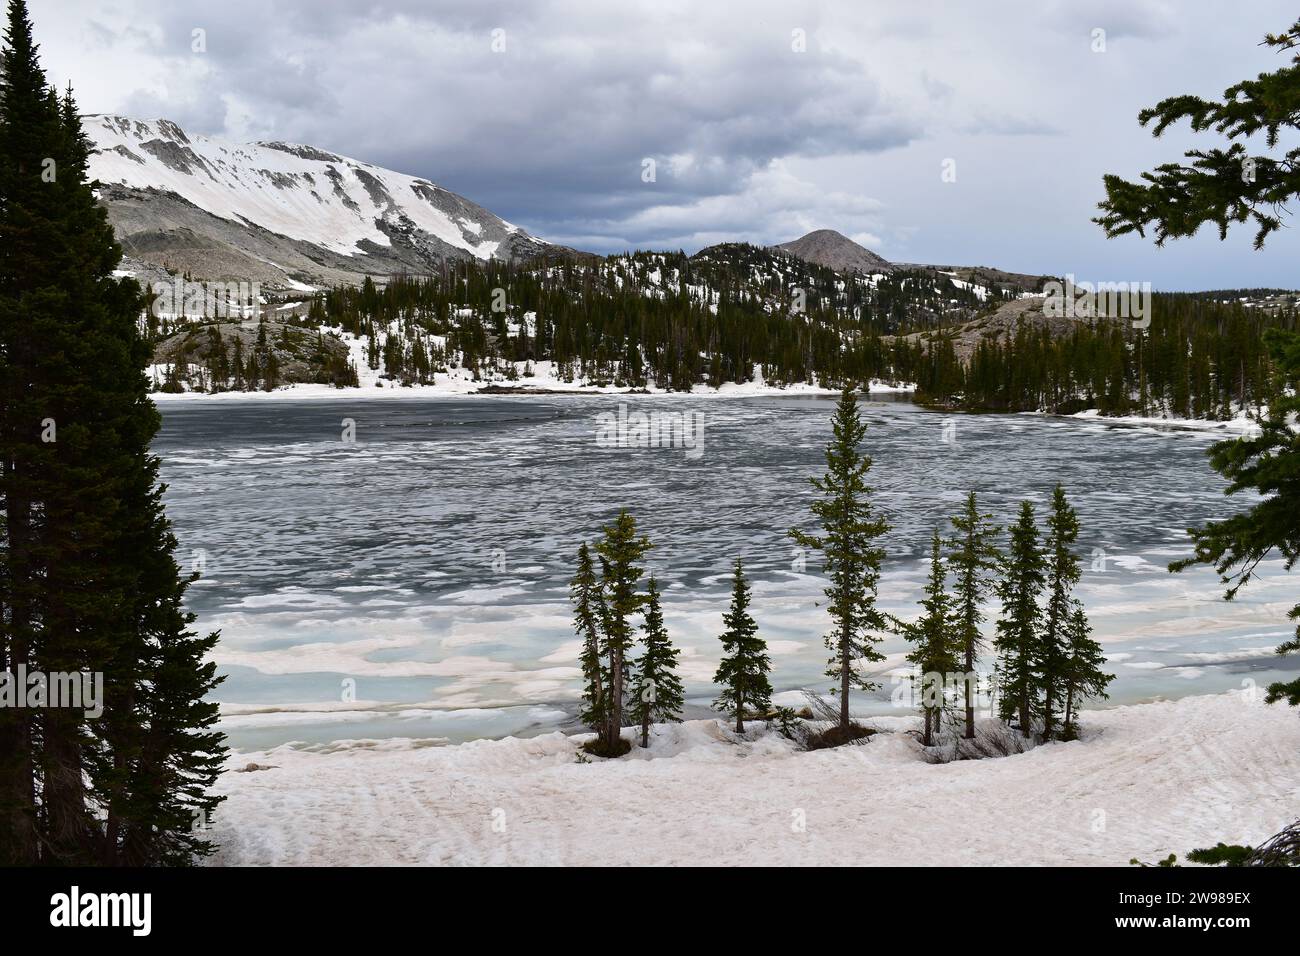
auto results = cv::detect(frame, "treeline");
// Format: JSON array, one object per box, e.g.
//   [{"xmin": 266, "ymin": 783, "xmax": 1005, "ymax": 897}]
[
  {"xmin": 294, "ymin": 253, "xmax": 1293, "ymax": 421},
  {"xmin": 300, "ymin": 248, "xmax": 1006, "ymax": 391},
  {"xmin": 922, "ymin": 295, "xmax": 1298, "ymax": 418},
  {"xmin": 146, "ymin": 241, "xmax": 1297, "ymax": 423},
  {"xmin": 569, "ymin": 389, "xmax": 1112, "ymax": 756}
]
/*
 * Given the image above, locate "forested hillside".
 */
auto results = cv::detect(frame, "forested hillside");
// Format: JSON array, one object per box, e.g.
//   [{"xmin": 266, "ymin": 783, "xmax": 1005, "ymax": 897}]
[
  {"xmin": 153, "ymin": 243, "xmax": 1015, "ymax": 392},
  {"xmin": 148, "ymin": 243, "xmax": 1297, "ymax": 421},
  {"xmin": 923, "ymin": 294, "xmax": 1296, "ymax": 418}
]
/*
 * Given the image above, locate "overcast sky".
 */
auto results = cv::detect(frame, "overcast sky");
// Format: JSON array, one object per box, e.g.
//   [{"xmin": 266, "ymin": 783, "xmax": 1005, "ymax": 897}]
[{"xmin": 31, "ymin": 0, "xmax": 1300, "ymax": 289}]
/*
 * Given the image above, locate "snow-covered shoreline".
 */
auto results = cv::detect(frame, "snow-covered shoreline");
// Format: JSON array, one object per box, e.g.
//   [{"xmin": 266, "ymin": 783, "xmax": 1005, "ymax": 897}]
[
  {"xmin": 1066, "ymin": 407, "xmax": 1264, "ymax": 435},
  {"xmin": 149, "ymin": 374, "xmax": 912, "ymax": 402},
  {"xmin": 208, "ymin": 690, "xmax": 1300, "ymax": 866},
  {"xmin": 146, "ymin": 376, "xmax": 1263, "ymax": 439},
  {"xmin": 148, "ymin": 352, "xmax": 915, "ymax": 401}
]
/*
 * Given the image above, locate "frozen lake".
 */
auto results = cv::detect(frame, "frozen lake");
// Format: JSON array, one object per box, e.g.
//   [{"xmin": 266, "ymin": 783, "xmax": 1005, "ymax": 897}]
[{"xmin": 153, "ymin": 393, "xmax": 1298, "ymax": 749}]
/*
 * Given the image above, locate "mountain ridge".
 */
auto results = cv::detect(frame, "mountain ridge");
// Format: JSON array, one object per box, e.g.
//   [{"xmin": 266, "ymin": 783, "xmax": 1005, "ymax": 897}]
[
  {"xmin": 88, "ymin": 115, "xmax": 1050, "ymax": 296},
  {"xmin": 87, "ymin": 115, "xmax": 559, "ymax": 290}
]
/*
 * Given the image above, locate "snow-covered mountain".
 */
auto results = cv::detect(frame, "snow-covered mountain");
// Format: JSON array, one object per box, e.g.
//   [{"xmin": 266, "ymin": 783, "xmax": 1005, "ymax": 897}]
[{"xmin": 86, "ymin": 115, "xmax": 555, "ymax": 290}]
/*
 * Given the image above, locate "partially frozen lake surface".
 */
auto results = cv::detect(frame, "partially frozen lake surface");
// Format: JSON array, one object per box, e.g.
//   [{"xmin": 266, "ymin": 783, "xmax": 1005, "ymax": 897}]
[{"xmin": 154, "ymin": 394, "xmax": 1296, "ymax": 750}]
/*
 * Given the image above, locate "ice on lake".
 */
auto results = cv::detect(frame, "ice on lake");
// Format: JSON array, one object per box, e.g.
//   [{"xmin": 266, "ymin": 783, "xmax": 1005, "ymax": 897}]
[{"xmin": 153, "ymin": 394, "xmax": 1296, "ymax": 749}]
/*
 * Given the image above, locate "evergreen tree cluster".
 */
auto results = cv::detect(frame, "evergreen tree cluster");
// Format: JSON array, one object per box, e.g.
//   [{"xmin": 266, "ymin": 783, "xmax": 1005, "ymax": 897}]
[
  {"xmin": 299, "ymin": 250, "xmax": 1008, "ymax": 392},
  {"xmin": 0, "ymin": 0, "xmax": 225, "ymax": 865},
  {"xmin": 569, "ymin": 515, "xmax": 774, "ymax": 752},
  {"xmin": 155, "ymin": 318, "xmax": 359, "ymax": 394},
  {"xmin": 942, "ymin": 295, "xmax": 1295, "ymax": 418},
  {"xmin": 570, "ymin": 511, "xmax": 684, "ymax": 754},
  {"xmin": 571, "ymin": 394, "xmax": 1115, "ymax": 758},
  {"xmin": 276, "ymin": 249, "xmax": 1293, "ymax": 423},
  {"xmin": 894, "ymin": 488, "xmax": 1113, "ymax": 747},
  {"xmin": 991, "ymin": 488, "xmax": 1114, "ymax": 741}
]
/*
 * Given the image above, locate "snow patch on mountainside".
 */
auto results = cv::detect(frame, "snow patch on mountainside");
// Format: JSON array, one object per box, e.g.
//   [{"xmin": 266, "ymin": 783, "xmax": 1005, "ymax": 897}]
[{"xmin": 86, "ymin": 115, "xmax": 537, "ymax": 261}]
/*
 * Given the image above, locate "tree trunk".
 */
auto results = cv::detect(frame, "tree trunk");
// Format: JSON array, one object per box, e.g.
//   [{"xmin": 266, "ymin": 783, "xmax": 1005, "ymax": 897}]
[
  {"xmin": 640, "ymin": 714, "xmax": 649, "ymax": 748},
  {"xmin": 839, "ymin": 632, "xmax": 851, "ymax": 731},
  {"xmin": 963, "ymin": 631, "xmax": 975, "ymax": 739},
  {"xmin": 590, "ymin": 636, "xmax": 603, "ymax": 733},
  {"xmin": 0, "ymin": 707, "xmax": 38, "ymax": 864},
  {"xmin": 923, "ymin": 707, "xmax": 933, "ymax": 747},
  {"xmin": 606, "ymin": 645, "xmax": 622, "ymax": 750},
  {"xmin": 42, "ymin": 708, "xmax": 91, "ymax": 864},
  {"xmin": 0, "ymin": 486, "xmax": 40, "ymax": 865}
]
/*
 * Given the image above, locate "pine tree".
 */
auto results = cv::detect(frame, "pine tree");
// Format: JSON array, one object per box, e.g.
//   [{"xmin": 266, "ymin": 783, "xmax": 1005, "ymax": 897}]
[
  {"xmin": 947, "ymin": 490, "xmax": 1001, "ymax": 738},
  {"xmin": 0, "ymin": 0, "xmax": 226, "ymax": 864},
  {"xmin": 593, "ymin": 510, "xmax": 651, "ymax": 754},
  {"xmin": 1094, "ymin": 16, "xmax": 1300, "ymax": 714},
  {"xmin": 1172, "ymin": 328, "xmax": 1300, "ymax": 710},
  {"xmin": 995, "ymin": 501, "xmax": 1045, "ymax": 737},
  {"xmin": 901, "ymin": 530, "xmax": 959, "ymax": 746},
  {"xmin": 1060, "ymin": 600, "xmax": 1113, "ymax": 740},
  {"xmin": 713, "ymin": 559, "xmax": 771, "ymax": 733},
  {"xmin": 628, "ymin": 576, "xmax": 684, "ymax": 747},
  {"xmin": 1096, "ymin": 17, "xmax": 1300, "ymax": 251},
  {"xmin": 1039, "ymin": 484, "xmax": 1081, "ymax": 740},
  {"xmin": 0, "ymin": 0, "xmax": 62, "ymax": 863},
  {"xmin": 790, "ymin": 387, "xmax": 889, "ymax": 732},
  {"xmin": 570, "ymin": 542, "xmax": 605, "ymax": 735}
]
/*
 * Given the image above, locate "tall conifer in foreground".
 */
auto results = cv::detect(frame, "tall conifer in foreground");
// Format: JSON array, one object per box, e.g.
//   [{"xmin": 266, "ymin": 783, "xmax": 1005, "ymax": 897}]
[
  {"xmin": 1039, "ymin": 484, "xmax": 1081, "ymax": 740},
  {"xmin": 901, "ymin": 530, "xmax": 960, "ymax": 746},
  {"xmin": 1172, "ymin": 328, "xmax": 1300, "ymax": 712},
  {"xmin": 1094, "ymin": 16, "xmax": 1300, "ymax": 715},
  {"xmin": 947, "ymin": 491, "xmax": 1001, "ymax": 739},
  {"xmin": 713, "ymin": 559, "xmax": 771, "ymax": 733},
  {"xmin": 790, "ymin": 387, "xmax": 889, "ymax": 732},
  {"xmin": 593, "ymin": 510, "xmax": 650, "ymax": 753},
  {"xmin": 570, "ymin": 542, "xmax": 606, "ymax": 735},
  {"xmin": 628, "ymin": 576, "xmax": 683, "ymax": 747},
  {"xmin": 995, "ymin": 501, "xmax": 1044, "ymax": 737},
  {"xmin": 0, "ymin": 0, "xmax": 225, "ymax": 864}
]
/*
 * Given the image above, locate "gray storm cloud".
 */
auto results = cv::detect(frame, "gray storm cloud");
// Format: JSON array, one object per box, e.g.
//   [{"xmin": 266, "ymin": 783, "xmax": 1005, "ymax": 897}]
[{"xmin": 32, "ymin": 0, "xmax": 1300, "ymax": 284}]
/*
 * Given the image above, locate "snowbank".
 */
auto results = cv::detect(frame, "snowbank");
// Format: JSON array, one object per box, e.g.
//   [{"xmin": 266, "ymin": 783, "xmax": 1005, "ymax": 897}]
[
  {"xmin": 208, "ymin": 690, "xmax": 1300, "ymax": 866},
  {"xmin": 1068, "ymin": 407, "xmax": 1264, "ymax": 435},
  {"xmin": 150, "ymin": 360, "xmax": 913, "ymax": 402}
]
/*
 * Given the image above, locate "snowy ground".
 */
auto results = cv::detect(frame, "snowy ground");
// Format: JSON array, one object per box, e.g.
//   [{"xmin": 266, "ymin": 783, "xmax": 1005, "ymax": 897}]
[
  {"xmin": 208, "ymin": 690, "xmax": 1300, "ymax": 866},
  {"xmin": 1068, "ymin": 407, "xmax": 1264, "ymax": 435},
  {"xmin": 149, "ymin": 349, "xmax": 913, "ymax": 401}
]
